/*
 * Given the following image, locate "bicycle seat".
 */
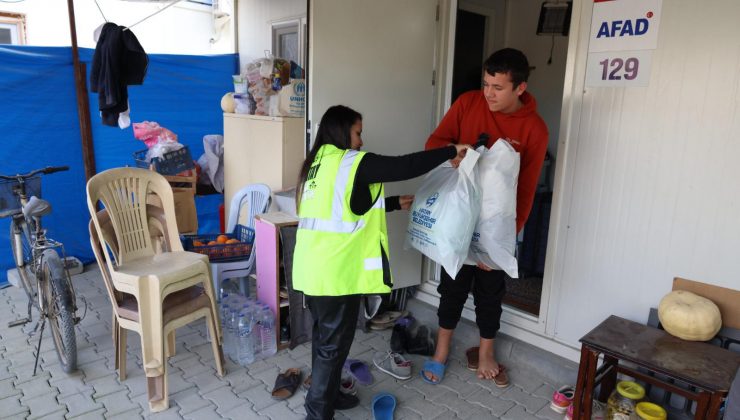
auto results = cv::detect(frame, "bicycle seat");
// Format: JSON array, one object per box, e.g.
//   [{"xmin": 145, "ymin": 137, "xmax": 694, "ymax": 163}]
[{"xmin": 23, "ymin": 196, "xmax": 52, "ymax": 218}]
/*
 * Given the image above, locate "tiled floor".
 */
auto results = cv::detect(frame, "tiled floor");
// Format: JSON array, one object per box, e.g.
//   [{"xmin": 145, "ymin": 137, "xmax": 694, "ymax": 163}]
[{"xmin": 0, "ymin": 265, "xmax": 572, "ymax": 419}]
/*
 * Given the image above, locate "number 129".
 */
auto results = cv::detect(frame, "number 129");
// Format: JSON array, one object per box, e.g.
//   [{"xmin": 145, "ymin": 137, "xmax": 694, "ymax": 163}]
[{"xmin": 599, "ymin": 57, "xmax": 639, "ymax": 80}]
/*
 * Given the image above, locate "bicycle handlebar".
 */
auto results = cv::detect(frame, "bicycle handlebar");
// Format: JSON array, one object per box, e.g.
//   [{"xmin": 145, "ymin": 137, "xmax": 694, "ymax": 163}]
[{"xmin": 0, "ymin": 166, "xmax": 70, "ymax": 181}]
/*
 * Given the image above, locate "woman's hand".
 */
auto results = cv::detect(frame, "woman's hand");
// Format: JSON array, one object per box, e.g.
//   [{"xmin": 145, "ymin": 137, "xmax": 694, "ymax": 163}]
[
  {"xmin": 399, "ymin": 195, "xmax": 414, "ymax": 210},
  {"xmin": 450, "ymin": 143, "xmax": 472, "ymax": 168}
]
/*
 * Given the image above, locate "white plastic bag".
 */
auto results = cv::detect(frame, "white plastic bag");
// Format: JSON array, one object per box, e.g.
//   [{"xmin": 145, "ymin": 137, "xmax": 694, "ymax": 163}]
[
  {"xmin": 466, "ymin": 140, "xmax": 520, "ymax": 278},
  {"xmin": 196, "ymin": 134, "xmax": 224, "ymax": 192},
  {"xmin": 405, "ymin": 149, "xmax": 481, "ymax": 278}
]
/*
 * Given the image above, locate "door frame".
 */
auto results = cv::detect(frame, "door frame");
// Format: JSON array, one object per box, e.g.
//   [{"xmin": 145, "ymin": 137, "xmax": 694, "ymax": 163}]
[{"xmin": 418, "ymin": 0, "xmax": 586, "ymax": 360}]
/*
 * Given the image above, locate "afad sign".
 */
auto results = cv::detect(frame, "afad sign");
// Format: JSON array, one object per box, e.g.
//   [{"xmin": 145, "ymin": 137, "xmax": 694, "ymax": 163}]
[{"xmin": 589, "ymin": 0, "xmax": 662, "ymax": 53}]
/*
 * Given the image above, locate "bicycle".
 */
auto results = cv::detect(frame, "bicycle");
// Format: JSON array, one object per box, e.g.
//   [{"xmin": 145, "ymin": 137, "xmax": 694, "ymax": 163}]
[{"xmin": 1, "ymin": 166, "xmax": 80, "ymax": 374}]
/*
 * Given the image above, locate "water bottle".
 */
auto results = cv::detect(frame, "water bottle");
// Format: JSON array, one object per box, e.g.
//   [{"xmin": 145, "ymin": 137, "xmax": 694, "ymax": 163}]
[
  {"xmin": 236, "ymin": 313, "xmax": 254, "ymax": 365},
  {"xmin": 260, "ymin": 304, "xmax": 277, "ymax": 357},
  {"xmin": 220, "ymin": 303, "xmax": 231, "ymax": 353},
  {"xmin": 252, "ymin": 304, "xmax": 263, "ymax": 360},
  {"xmin": 227, "ymin": 307, "xmax": 240, "ymax": 361}
]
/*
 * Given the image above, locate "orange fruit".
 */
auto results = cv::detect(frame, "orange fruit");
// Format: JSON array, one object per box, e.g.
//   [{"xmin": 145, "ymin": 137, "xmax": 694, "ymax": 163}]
[
  {"xmin": 226, "ymin": 239, "xmax": 240, "ymax": 244},
  {"xmin": 207, "ymin": 240, "xmax": 218, "ymax": 246},
  {"xmin": 216, "ymin": 235, "xmax": 229, "ymax": 244},
  {"xmin": 193, "ymin": 240, "xmax": 205, "ymax": 247}
]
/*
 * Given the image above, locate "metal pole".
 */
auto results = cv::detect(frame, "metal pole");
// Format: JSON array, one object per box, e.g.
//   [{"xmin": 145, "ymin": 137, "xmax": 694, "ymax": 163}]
[{"xmin": 66, "ymin": 0, "xmax": 96, "ymax": 181}]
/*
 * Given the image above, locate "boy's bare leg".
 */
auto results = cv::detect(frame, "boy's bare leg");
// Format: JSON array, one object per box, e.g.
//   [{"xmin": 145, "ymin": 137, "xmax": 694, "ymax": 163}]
[
  {"xmin": 477, "ymin": 337, "xmax": 500, "ymax": 380},
  {"xmin": 423, "ymin": 327, "xmax": 453, "ymax": 382}
]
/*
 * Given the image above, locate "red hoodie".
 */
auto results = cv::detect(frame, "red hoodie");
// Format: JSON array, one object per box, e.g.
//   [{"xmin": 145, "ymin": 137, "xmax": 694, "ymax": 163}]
[{"xmin": 426, "ymin": 90, "xmax": 549, "ymax": 233}]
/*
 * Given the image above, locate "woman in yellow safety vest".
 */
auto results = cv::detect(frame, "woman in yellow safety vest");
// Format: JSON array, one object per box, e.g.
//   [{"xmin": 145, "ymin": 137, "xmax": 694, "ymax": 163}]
[{"xmin": 293, "ymin": 105, "xmax": 469, "ymax": 420}]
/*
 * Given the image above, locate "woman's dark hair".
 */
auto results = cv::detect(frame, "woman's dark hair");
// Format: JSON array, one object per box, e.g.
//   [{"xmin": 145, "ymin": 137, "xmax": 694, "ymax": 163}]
[
  {"xmin": 483, "ymin": 48, "xmax": 530, "ymax": 89},
  {"xmin": 296, "ymin": 105, "xmax": 362, "ymax": 208}
]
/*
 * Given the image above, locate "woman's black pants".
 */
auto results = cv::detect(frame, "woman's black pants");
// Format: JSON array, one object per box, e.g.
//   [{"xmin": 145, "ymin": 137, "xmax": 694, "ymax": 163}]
[{"xmin": 304, "ymin": 294, "xmax": 361, "ymax": 420}]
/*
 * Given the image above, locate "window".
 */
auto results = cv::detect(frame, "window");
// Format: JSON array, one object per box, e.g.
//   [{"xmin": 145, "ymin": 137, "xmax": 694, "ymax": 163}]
[
  {"xmin": 272, "ymin": 18, "xmax": 306, "ymax": 67},
  {"xmin": 0, "ymin": 12, "xmax": 26, "ymax": 45}
]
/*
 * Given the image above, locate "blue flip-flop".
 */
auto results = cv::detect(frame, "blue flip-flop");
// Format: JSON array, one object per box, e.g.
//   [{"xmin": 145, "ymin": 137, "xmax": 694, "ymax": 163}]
[
  {"xmin": 420, "ymin": 360, "xmax": 446, "ymax": 385},
  {"xmin": 372, "ymin": 392, "xmax": 396, "ymax": 420}
]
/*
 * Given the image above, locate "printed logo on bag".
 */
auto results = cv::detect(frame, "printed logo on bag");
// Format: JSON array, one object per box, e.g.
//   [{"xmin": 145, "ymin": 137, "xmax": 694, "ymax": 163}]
[
  {"xmin": 294, "ymin": 81, "xmax": 306, "ymax": 96},
  {"xmin": 425, "ymin": 192, "xmax": 439, "ymax": 207}
]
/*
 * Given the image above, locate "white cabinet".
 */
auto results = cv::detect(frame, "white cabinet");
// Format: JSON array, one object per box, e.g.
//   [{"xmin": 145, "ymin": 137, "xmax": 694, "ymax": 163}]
[{"xmin": 223, "ymin": 114, "xmax": 304, "ymax": 226}]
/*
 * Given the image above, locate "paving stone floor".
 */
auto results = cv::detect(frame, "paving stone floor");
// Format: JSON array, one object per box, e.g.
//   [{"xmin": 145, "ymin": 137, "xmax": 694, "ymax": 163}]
[{"xmin": 0, "ymin": 265, "xmax": 574, "ymax": 419}]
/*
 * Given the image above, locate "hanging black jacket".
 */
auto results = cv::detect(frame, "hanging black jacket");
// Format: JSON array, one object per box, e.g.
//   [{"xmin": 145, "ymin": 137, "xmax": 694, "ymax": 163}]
[{"xmin": 90, "ymin": 22, "xmax": 148, "ymax": 126}]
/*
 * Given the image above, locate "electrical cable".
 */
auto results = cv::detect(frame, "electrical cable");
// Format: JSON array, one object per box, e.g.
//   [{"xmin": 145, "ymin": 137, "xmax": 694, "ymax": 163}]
[
  {"xmin": 94, "ymin": 0, "xmax": 108, "ymax": 22},
  {"xmin": 124, "ymin": 0, "xmax": 184, "ymax": 31}
]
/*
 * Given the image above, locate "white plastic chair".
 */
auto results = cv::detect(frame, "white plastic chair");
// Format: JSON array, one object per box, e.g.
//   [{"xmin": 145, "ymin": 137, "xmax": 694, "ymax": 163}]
[
  {"xmin": 212, "ymin": 183, "xmax": 271, "ymax": 297},
  {"xmin": 86, "ymin": 168, "xmax": 222, "ymax": 412}
]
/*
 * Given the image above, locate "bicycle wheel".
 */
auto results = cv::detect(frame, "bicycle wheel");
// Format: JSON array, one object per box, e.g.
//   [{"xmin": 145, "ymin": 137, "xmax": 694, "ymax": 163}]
[
  {"xmin": 40, "ymin": 249, "xmax": 77, "ymax": 373},
  {"xmin": 9, "ymin": 219, "xmax": 38, "ymax": 302}
]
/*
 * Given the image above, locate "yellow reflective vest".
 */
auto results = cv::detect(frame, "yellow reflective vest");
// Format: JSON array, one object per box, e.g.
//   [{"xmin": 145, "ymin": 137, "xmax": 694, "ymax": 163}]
[{"xmin": 292, "ymin": 144, "xmax": 392, "ymax": 296}]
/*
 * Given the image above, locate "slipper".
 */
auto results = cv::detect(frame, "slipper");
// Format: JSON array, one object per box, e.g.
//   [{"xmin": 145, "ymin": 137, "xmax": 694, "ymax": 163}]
[
  {"xmin": 372, "ymin": 392, "xmax": 397, "ymax": 420},
  {"xmin": 493, "ymin": 364, "xmax": 510, "ymax": 388},
  {"xmin": 419, "ymin": 360, "xmax": 446, "ymax": 385},
  {"xmin": 465, "ymin": 346, "xmax": 479, "ymax": 371},
  {"xmin": 369, "ymin": 320, "xmax": 395, "ymax": 331},
  {"xmin": 271, "ymin": 368, "xmax": 302, "ymax": 400},
  {"xmin": 343, "ymin": 359, "xmax": 374, "ymax": 386},
  {"xmin": 370, "ymin": 310, "xmax": 407, "ymax": 325}
]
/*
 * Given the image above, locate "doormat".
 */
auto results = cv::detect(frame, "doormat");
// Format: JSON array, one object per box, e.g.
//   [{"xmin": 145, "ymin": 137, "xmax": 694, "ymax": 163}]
[{"xmin": 503, "ymin": 275, "xmax": 542, "ymax": 316}]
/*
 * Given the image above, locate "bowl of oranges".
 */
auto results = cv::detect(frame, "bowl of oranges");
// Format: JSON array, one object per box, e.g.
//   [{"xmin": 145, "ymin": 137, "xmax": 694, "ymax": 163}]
[{"xmin": 181, "ymin": 224, "xmax": 255, "ymax": 262}]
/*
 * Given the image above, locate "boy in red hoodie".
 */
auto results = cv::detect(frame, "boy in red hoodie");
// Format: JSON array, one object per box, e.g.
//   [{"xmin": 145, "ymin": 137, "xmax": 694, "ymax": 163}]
[{"xmin": 421, "ymin": 48, "xmax": 548, "ymax": 387}]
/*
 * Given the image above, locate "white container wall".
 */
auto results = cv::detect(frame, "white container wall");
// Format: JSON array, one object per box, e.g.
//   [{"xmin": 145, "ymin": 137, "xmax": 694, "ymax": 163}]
[{"xmin": 546, "ymin": 0, "xmax": 740, "ymax": 349}]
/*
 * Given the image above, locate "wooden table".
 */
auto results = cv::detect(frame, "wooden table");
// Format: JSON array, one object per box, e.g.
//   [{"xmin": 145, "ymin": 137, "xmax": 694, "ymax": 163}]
[{"xmin": 574, "ymin": 315, "xmax": 740, "ymax": 420}]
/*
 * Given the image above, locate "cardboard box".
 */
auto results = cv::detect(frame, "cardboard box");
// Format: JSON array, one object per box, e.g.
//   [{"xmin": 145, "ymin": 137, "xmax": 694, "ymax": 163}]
[
  {"xmin": 173, "ymin": 190, "xmax": 198, "ymax": 234},
  {"xmin": 673, "ymin": 277, "xmax": 740, "ymax": 330}
]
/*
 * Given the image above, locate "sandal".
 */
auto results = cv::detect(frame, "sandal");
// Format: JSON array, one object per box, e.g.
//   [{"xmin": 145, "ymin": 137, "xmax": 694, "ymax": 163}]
[
  {"xmin": 271, "ymin": 368, "xmax": 302, "ymax": 400},
  {"xmin": 419, "ymin": 360, "xmax": 446, "ymax": 385},
  {"xmin": 370, "ymin": 310, "xmax": 407, "ymax": 326},
  {"xmin": 343, "ymin": 359, "xmax": 374, "ymax": 386},
  {"xmin": 372, "ymin": 392, "xmax": 397, "ymax": 420},
  {"xmin": 493, "ymin": 364, "xmax": 510, "ymax": 388},
  {"xmin": 465, "ymin": 346, "xmax": 479, "ymax": 371}
]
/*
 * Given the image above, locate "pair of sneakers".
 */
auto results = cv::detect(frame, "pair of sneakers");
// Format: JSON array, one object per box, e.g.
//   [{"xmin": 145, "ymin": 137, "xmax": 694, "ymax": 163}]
[{"xmin": 390, "ymin": 316, "xmax": 434, "ymax": 356}]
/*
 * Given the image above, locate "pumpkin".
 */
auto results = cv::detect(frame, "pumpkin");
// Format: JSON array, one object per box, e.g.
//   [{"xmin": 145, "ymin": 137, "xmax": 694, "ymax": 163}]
[
  {"xmin": 658, "ymin": 290, "xmax": 722, "ymax": 341},
  {"xmin": 221, "ymin": 92, "xmax": 236, "ymax": 113}
]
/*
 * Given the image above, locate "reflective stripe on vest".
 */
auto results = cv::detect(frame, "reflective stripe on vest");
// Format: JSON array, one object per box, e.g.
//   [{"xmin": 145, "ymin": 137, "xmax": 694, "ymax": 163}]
[{"xmin": 298, "ymin": 150, "xmax": 385, "ymax": 234}]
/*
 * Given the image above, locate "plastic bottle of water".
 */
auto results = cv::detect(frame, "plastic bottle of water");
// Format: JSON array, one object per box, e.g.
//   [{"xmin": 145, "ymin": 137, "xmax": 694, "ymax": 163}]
[
  {"xmin": 260, "ymin": 304, "xmax": 277, "ymax": 357},
  {"xmin": 236, "ymin": 313, "xmax": 254, "ymax": 365},
  {"xmin": 220, "ymin": 303, "xmax": 231, "ymax": 354},
  {"xmin": 227, "ymin": 307, "xmax": 240, "ymax": 361},
  {"xmin": 252, "ymin": 304, "xmax": 263, "ymax": 360}
]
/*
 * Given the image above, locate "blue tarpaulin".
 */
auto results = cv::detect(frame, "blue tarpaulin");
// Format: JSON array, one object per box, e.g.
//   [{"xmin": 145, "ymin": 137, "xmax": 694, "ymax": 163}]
[{"xmin": 0, "ymin": 45, "xmax": 237, "ymax": 286}]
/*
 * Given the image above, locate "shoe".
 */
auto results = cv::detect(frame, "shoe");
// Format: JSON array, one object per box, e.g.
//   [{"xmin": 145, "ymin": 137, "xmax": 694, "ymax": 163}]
[
  {"xmin": 551, "ymin": 385, "xmax": 575, "ymax": 413},
  {"xmin": 390, "ymin": 324, "xmax": 408, "ymax": 353},
  {"xmin": 334, "ymin": 391, "xmax": 360, "ymax": 410},
  {"xmin": 339, "ymin": 373, "xmax": 357, "ymax": 396},
  {"xmin": 372, "ymin": 351, "xmax": 412, "ymax": 380},
  {"xmin": 302, "ymin": 373, "xmax": 356, "ymax": 396},
  {"xmin": 406, "ymin": 326, "xmax": 434, "ymax": 356}
]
